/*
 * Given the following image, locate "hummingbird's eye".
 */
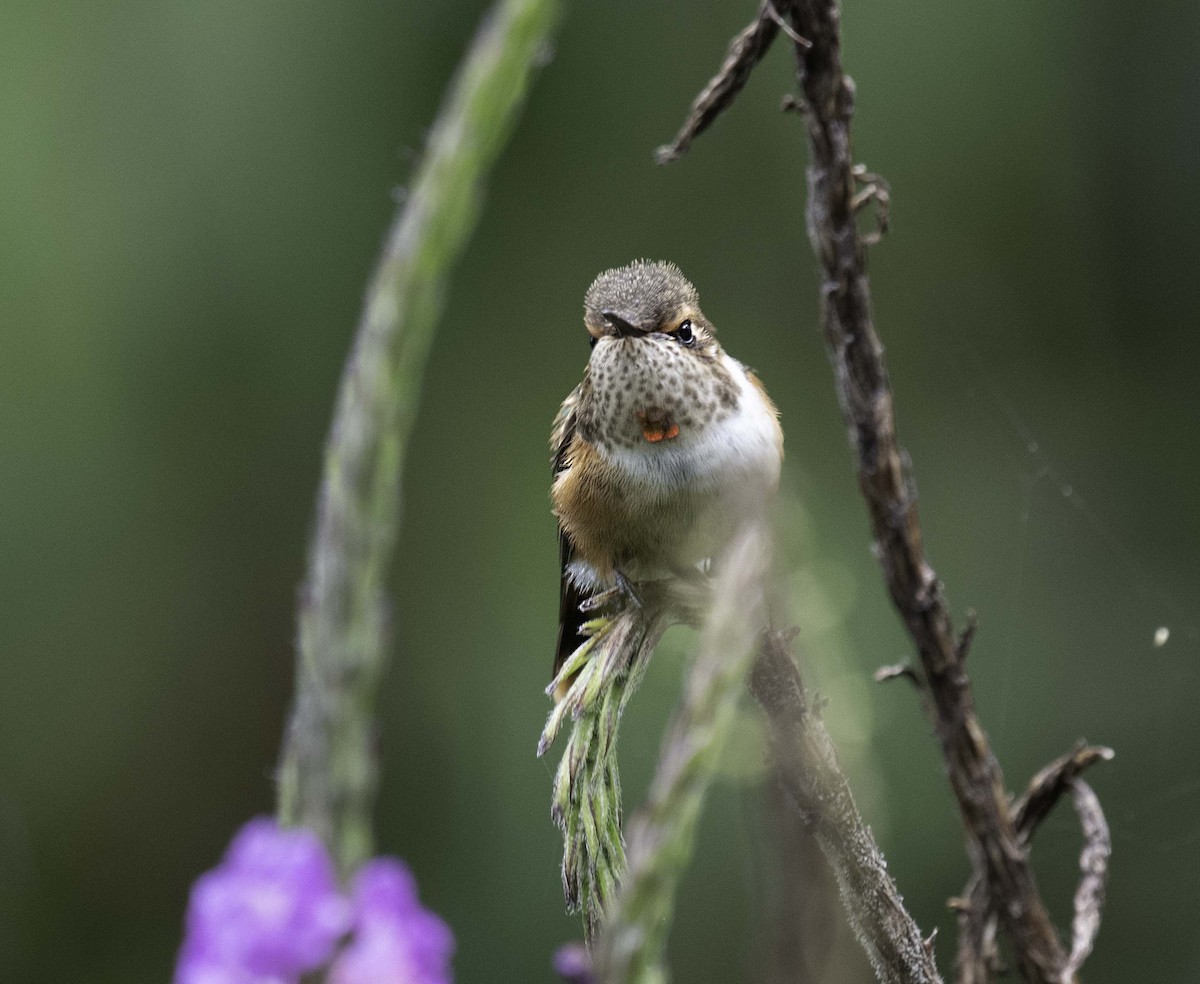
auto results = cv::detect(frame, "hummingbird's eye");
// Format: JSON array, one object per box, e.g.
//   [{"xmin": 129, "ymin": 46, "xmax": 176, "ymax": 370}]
[{"xmin": 676, "ymin": 320, "xmax": 695, "ymax": 347}]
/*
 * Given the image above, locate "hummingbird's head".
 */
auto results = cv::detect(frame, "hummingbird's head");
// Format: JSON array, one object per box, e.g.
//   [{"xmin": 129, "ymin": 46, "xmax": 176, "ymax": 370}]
[
  {"xmin": 578, "ymin": 260, "xmax": 741, "ymax": 451},
  {"xmin": 583, "ymin": 260, "xmax": 717, "ymax": 355}
]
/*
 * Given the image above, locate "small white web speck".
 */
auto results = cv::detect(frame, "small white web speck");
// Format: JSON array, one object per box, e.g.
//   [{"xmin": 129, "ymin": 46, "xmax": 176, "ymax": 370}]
[{"xmin": 1154, "ymin": 626, "xmax": 1170, "ymax": 647}]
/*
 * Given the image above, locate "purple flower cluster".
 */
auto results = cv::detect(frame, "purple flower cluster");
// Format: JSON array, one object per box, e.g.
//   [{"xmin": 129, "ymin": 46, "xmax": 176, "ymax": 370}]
[{"xmin": 177, "ymin": 818, "xmax": 453, "ymax": 984}]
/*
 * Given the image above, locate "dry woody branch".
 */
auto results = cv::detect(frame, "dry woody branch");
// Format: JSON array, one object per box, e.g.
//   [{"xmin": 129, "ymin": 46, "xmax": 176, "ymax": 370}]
[{"xmin": 658, "ymin": 1, "xmax": 1113, "ymax": 982}]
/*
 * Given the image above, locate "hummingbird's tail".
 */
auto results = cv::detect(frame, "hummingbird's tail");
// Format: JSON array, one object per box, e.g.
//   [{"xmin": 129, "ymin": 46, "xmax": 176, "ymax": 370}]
[{"xmin": 553, "ymin": 569, "xmax": 590, "ymax": 702}]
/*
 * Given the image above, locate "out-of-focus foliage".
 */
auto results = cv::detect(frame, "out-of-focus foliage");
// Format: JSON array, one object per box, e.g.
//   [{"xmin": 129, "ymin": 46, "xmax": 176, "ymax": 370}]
[{"xmin": 2, "ymin": 2, "xmax": 1198, "ymax": 982}]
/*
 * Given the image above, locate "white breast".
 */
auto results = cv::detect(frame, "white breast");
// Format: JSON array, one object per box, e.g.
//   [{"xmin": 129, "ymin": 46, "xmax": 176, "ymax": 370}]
[
  {"xmin": 598, "ymin": 354, "xmax": 782, "ymax": 572},
  {"xmin": 603, "ymin": 354, "xmax": 781, "ymax": 493}
]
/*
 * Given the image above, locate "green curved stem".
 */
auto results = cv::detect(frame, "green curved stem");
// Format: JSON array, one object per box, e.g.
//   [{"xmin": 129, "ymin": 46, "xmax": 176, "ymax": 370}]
[{"xmin": 276, "ymin": 0, "xmax": 564, "ymax": 878}]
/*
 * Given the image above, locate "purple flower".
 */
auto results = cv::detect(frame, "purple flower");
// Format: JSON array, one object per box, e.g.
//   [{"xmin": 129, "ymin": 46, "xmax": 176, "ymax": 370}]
[
  {"xmin": 329, "ymin": 859, "xmax": 454, "ymax": 984},
  {"xmin": 175, "ymin": 956, "xmax": 288, "ymax": 984},
  {"xmin": 177, "ymin": 820, "xmax": 453, "ymax": 984},
  {"xmin": 176, "ymin": 818, "xmax": 352, "ymax": 984},
  {"xmin": 552, "ymin": 943, "xmax": 595, "ymax": 984}
]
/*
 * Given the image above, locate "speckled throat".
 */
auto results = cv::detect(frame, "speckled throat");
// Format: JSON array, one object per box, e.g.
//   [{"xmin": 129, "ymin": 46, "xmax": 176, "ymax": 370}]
[{"xmin": 574, "ymin": 333, "xmax": 739, "ymax": 453}]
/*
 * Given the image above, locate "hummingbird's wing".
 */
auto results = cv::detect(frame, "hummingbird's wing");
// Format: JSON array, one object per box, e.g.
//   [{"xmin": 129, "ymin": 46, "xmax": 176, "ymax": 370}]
[{"xmin": 551, "ymin": 383, "xmax": 590, "ymax": 690}]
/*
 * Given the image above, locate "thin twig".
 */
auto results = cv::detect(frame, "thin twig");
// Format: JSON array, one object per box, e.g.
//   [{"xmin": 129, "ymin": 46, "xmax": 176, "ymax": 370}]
[
  {"xmin": 1061, "ymin": 780, "xmax": 1110, "ymax": 982},
  {"xmin": 874, "ymin": 662, "xmax": 920, "ymax": 687},
  {"xmin": 750, "ymin": 634, "xmax": 944, "ymax": 984},
  {"xmin": 274, "ymin": 0, "xmax": 563, "ymax": 877},
  {"xmin": 659, "ymin": 0, "xmax": 1111, "ymax": 980},
  {"xmin": 955, "ymin": 743, "xmax": 1114, "ymax": 981},
  {"xmin": 1013, "ymin": 743, "xmax": 1115, "ymax": 840},
  {"xmin": 655, "ymin": 2, "xmax": 780, "ymax": 164},
  {"xmin": 764, "ymin": 1, "xmax": 813, "ymax": 49}
]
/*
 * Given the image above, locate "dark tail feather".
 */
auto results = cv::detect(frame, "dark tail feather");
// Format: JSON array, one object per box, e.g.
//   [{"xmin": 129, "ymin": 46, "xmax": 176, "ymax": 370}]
[{"xmin": 553, "ymin": 570, "xmax": 590, "ymax": 700}]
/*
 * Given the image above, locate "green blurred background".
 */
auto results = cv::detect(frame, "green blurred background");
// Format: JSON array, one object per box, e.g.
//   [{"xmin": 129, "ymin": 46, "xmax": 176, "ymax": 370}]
[{"xmin": 3, "ymin": 1, "xmax": 1199, "ymax": 980}]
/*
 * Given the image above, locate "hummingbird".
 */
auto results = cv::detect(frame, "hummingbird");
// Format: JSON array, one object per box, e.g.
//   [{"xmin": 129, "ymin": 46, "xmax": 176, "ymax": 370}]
[{"xmin": 550, "ymin": 260, "xmax": 783, "ymax": 694}]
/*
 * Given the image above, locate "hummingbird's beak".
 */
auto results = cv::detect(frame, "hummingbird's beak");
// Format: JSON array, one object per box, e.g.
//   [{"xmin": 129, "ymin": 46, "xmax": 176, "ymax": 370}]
[{"xmin": 601, "ymin": 310, "xmax": 639, "ymax": 338}]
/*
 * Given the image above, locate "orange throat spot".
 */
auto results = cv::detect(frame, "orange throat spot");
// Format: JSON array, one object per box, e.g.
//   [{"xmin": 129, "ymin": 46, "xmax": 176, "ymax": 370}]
[{"xmin": 642, "ymin": 422, "xmax": 681, "ymax": 443}]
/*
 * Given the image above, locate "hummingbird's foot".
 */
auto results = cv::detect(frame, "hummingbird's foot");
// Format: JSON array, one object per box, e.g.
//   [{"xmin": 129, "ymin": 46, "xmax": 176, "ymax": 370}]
[
  {"xmin": 614, "ymin": 569, "xmax": 644, "ymax": 610},
  {"xmin": 579, "ymin": 586, "xmax": 620, "ymax": 613},
  {"xmin": 579, "ymin": 570, "xmax": 646, "ymax": 614}
]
